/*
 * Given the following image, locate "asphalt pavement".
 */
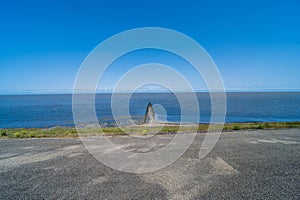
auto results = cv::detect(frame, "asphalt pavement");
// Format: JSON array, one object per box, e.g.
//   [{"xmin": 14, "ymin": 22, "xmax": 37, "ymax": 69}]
[{"xmin": 0, "ymin": 129, "xmax": 299, "ymax": 199}]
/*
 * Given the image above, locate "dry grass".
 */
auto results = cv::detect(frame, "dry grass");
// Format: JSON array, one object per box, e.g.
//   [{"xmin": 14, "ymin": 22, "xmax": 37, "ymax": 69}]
[{"xmin": 0, "ymin": 121, "xmax": 299, "ymax": 138}]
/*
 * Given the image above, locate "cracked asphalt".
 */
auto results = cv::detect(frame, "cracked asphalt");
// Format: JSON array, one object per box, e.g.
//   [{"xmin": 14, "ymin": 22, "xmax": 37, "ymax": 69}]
[{"xmin": 0, "ymin": 129, "xmax": 299, "ymax": 199}]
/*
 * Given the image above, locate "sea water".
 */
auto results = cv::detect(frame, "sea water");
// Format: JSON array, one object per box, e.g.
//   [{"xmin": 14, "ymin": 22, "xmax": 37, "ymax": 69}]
[{"xmin": 0, "ymin": 92, "xmax": 299, "ymax": 128}]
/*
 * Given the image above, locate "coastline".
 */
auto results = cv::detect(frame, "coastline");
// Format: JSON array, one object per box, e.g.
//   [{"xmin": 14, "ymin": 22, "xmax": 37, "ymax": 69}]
[{"xmin": 1, "ymin": 121, "xmax": 300, "ymax": 139}]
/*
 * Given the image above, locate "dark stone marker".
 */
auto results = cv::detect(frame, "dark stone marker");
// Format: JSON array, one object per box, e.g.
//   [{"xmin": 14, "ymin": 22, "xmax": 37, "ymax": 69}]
[{"xmin": 144, "ymin": 102, "xmax": 155, "ymax": 124}]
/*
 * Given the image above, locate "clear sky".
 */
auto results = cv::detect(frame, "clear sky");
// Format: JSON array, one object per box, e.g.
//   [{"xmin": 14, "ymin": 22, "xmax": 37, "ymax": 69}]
[{"xmin": 1, "ymin": 0, "xmax": 300, "ymax": 94}]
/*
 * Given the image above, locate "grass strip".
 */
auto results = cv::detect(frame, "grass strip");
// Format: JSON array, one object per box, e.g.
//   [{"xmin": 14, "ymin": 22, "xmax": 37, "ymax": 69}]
[{"xmin": 0, "ymin": 121, "xmax": 300, "ymax": 138}]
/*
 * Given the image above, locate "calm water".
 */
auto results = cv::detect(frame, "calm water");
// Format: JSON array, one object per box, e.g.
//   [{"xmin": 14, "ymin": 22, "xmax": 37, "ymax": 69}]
[{"xmin": 0, "ymin": 92, "xmax": 299, "ymax": 128}]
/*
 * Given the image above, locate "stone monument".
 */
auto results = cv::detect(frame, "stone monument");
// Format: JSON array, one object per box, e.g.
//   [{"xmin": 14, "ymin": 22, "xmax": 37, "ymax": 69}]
[{"xmin": 144, "ymin": 102, "xmax": 155, "ymax": 124}]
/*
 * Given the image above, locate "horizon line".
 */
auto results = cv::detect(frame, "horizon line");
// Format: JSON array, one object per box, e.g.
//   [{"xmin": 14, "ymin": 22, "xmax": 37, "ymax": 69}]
[{"xmin": 1, "ymin": 89, "xmax": 300, "ymax": 95}]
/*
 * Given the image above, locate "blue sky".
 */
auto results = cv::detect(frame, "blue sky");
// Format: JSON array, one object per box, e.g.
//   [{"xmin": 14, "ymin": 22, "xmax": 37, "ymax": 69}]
[{"xmin": 0, "ymin": 0, "xmax": 300, "ymax": 94}]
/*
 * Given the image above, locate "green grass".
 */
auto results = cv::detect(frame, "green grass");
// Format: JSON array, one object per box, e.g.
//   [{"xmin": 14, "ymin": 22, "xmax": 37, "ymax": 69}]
[
  {"xmin": 0, "ymin": 121, "xmax": 300, "ymax": 138},
  {"xmin": 233, "ymin": 124, "xmax": 240, "ymax": 130},
  {"xmin": 0, "ymin": 129, "xmax": 7, "ymax": 136},
  {"xmin": 224, "ymin": 122, "xmax": 300, "ymax": 130}
]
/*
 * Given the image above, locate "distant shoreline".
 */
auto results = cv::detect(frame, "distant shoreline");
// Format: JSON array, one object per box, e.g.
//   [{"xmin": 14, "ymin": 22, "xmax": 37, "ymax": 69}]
[{"xmin": 1, "ymin": 121, "xmax": 299, "ymax": 139}]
